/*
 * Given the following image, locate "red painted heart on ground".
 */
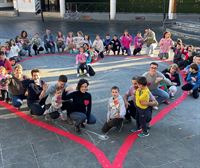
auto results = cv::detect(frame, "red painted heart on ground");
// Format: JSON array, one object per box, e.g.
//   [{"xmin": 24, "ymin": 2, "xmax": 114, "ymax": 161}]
[{"xmin": 1, "ymin": 55, "xmax": 188, "ymax": 168}]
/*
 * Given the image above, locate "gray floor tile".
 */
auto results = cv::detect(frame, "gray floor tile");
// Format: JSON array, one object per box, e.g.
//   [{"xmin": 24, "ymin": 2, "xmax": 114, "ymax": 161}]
[{"xmin": 2, "ymin": 144, "xmax": 36, "ymax": 166}]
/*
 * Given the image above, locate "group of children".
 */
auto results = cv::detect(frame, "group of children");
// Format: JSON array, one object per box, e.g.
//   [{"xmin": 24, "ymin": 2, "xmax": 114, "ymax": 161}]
[{"xmin": 103, "ymin": 76, "xmax": 153, "ymax": 137}]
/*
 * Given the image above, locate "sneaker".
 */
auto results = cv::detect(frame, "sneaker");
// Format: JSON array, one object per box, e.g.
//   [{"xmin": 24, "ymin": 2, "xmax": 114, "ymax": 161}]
[
  {"xmin": 75, "ymin": 125, "xmax": 81, "ymax": 133},
  {"xmin": 138, "ymin": 132, "xmax": 149, "ymax": 137},
  {"xmin": 86, "ymin": 73, "xmax": 90, "ymax": 77},
  {"xmin": 45, "ymin": 114, "xmax": 51, "ymax": 121},
  {"xmin": 77, "ymin": 74, "xmax": 80, "ymax": 77},
  {"xmin": 130, "ymin": 128, "xmax": 141, "ymax": 133},
  {"xmin": 117, "ymin": 122, "xmax": 123, "ymax": 132},
  {"xmin": 163, "ymin": 100, "xmax": 170, "ymax": 105},
  {"xmin": 66, "ymin": 117, "xmax": 73, "ymax": 125},
  {"xmin": 80, "ymin": 123, "xmax": 85, "ymax": 128},
  {"xmin": 153, "ymin": 106, "xmax": 159, "ymax": 110}
]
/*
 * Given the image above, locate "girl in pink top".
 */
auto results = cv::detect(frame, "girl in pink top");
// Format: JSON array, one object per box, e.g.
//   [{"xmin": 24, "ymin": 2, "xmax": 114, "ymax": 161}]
[
  {"xmin": 76, "ymin": 47, "xmax": 89, "ymax": 77},
  {"xmin": 158, "ymin": 31, "xmax": 174, "ymax": 59},
  {"xmin": 120, "ymin": 30, "xmax": 132, "ymax": 56}
]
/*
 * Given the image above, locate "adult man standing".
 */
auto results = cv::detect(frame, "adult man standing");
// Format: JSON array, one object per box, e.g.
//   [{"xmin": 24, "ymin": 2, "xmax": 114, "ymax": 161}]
[{"xmin": 143, "ymin": 62, "xmax": 171, "ymax": 104}]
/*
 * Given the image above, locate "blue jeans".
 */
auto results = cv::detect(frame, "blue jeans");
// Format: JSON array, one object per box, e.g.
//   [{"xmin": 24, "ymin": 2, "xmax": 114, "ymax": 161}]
[
  {"xmin": 70, "ymin": 112, "xmax": 96, "ymax": 126},
  {"xmin": 151, "ymin": 88, "xmax": 169, "ymax": 104},
  {"xmin": 12, "ymin": 95, "xmax": 26, "ymax": 108},
  {"xmin": 122, "ymin": 47, "xmax": 131, "ymax": 56}
]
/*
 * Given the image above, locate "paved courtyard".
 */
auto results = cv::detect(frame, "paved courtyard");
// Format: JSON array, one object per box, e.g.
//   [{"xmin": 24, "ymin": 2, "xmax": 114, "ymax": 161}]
[{"xmin": 0, "ymin": 53, "xmax": 199, "ymax": 168}]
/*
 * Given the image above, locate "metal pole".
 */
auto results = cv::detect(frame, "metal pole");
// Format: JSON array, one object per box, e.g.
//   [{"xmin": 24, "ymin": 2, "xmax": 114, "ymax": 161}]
[{"xmin": 163, "ymin": 0, "xmax": 166, "ymax": 21}]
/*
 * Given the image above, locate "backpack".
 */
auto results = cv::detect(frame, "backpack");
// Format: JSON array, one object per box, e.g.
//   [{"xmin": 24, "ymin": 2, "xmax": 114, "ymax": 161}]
[{"xmin": 88, "ymin": 65, "xmax": 95, "ymax": 76}]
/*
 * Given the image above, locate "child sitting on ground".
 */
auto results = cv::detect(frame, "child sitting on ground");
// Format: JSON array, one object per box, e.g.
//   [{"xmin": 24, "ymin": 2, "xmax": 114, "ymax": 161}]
[
  {"xmin": 102, "ymin": 86, "xmax": 126, "ymax": 133},
  {"xmin": 135, "ymin": 76, "xmax": 151, "ymax": 137},
  {"xmin": 182, "ymin": 63, "xmax": 200, "ymax": 99},
  {"xmin": 0, "ymin": 66, "xmax": 10, "ymax": 102},
  {"xmin": 44, "ymin": 88, "xmax": 66, "ymax": 120},
  {"xmin": 76, "ymin": 47, "xmax": 89, "ymax": 77}
]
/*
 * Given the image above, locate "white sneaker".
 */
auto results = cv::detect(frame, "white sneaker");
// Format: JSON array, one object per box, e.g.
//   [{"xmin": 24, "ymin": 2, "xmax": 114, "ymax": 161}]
[
  {"xmin": 86, "ymin": 73, "xmax": 90, "ymax": 77},
  {"xmin": 153, "ymin": 106, "xmax": 159, "ymax": 110},
  {"xmin": 77, "ymin": 74, "xmax": 80, "ymax": 77}
]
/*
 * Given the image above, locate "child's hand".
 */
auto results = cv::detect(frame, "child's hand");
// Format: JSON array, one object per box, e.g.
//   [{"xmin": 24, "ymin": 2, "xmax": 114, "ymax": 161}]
[
  {"xmin": 191, "ymin": 77, "xmax": 196, "ymax": 82},
  {"xmin": 155, "ymin": 77, "xmax": 163, "ymax": 83}
]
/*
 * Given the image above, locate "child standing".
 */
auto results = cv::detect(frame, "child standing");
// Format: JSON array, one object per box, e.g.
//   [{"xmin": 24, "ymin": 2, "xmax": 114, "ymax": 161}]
[
  {"xmin": 158, "ymin": 31, "xmax": 173, "ymax": 59},
  {"xmin": 76, "ymin": 47, "xmax": 89, "ymax": 77},
  {"xmin": 102, "ymin": 86, "xmax": 126, "ymax": 133},
  {"xmin": 135, "ymin": 76, "xmax": 151, "ymax": 137},
  {"xmin": 0, "ymin": 66, "xmax": 9, "ymax": 102}
]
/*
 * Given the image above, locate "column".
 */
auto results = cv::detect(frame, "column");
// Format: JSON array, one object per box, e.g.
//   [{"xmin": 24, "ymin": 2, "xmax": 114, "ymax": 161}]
[
  {"xmin": 13, "ymin": 0, "xmax": 19, "ymax": 16},
  {"xmin": 168, "ymin": 0, "xmax": 176, "ymax": 20},
  {"xmin": 110, "ymin": 0, "xmax": 116, "ymax": 20},
  {"xmin": 59, "ymin": 0, "xmax": 65, "ymax": 18}
]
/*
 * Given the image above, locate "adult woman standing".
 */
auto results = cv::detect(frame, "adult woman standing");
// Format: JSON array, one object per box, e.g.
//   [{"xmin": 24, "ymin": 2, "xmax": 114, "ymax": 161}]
[{"xmin": 62, "ymin": 79, "xmax": 96, "ymax": 133}]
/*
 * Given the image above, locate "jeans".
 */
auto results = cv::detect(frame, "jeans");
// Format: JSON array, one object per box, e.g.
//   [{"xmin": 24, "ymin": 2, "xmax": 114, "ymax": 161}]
[
  {"xmin": 28, "ymin": 101, "xmax": 45, "ymax": 116},
  {"xmin": 151, "ymin": 88, "xmax": 169, "ymax": 104},
  {"xmin": 102, "ymin": 118, "xmax": 123, "ymax": 133},
  {"xmin": 133, "ymin": 47, "xmax": 142, "ymax": 56},
  {"xmin": 125, "ymin": 100, "xmax": 136, "ymax": 120},
  {"xmin": 44, "ymin": 42, "xmax": 55, "ymax": 53},
  {"xmin": 70, "ymin": 112, "xmax": 96, "ymax": 126},
  {"xmin": 182, "ymin": 83, "xmax": 199, "ymax": 99},
  {"xmin": 12, "ymin": 95, "xmax": 26, "ymax": 108},
  {"xmin": 146, "ymin": 43, "xmax": 157, "ymax": 55},
  {"xmin": 122, "ymin": 47, "xmax": 131, "ymax": 56},
  {"xmin": 77, "ymin": 63, "xmax": 89, "ymax": 74}
]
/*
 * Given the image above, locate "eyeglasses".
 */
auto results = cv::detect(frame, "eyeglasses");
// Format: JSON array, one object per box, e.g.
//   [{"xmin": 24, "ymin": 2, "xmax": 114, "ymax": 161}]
[{"xmin": 150, "ymin": 67, "xmax": 158, "ymax": 70}]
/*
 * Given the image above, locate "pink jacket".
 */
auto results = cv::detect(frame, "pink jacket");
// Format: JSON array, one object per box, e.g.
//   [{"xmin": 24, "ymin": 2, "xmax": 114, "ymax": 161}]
[
  {"xmin": 159, "ymin": 38, "xmax": 173, "ymax": 53},
  {"xmin": 121, "ymin": 35, "xmax": 132, "ymax": 48},
  {"xmin": 76, "ymin": 53, "xmax": 86, "ymax": 64}
]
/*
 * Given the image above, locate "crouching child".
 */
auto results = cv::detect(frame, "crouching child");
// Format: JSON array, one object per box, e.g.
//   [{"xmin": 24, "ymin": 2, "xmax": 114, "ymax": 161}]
[{"xmin": 102, "ymin": 86, "xmax": 126, "ymax": 133}]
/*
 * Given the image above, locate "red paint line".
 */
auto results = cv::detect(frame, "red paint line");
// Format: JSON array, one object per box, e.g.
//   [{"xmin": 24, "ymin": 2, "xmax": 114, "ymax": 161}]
[
  {"xmin": 111, "ymin": 69, "xmax": 187, "ymax": 168},
  {"xmin": 0, "ymin": 101, "xmax": 112, "ymax": 168},
  {"xmin": 1, "ymin": 55, "xmax": 189, "ymax": 168}
]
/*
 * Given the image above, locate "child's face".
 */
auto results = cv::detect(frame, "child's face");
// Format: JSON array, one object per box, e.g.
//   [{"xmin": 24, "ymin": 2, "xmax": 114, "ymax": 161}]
[
  {"xmin": 106, "ymin": 35, "xmax": 110, "ymax": 39},
  {"xmin": 138, "ymin": 83, "xmax": 143, "ymax": 89},
  {"xmin": 132, "ymin": 80, "xmax": 138, "ymax": 89},
  {"xmin": 96, "ymin": 36, "xmax": 100, "ymax": 40},
  {"xmin": 113, "ymin": 36, "xmax": 117, "ymax": 40},
  {"xmin": 79, "ymin": 48, "xmax": 84, "ymax": 53},
  {"xmin": 111, "ymin": 89, "xmax": 119, "ymax": 98},
  {"xmin": 56, "ymin": 90, "xmax": 62, "ymax": 96},
  {"xmin": 189, "ymin": 68, "xmax": 197, "ymax": 73},
  {"xmin": 0, "ymin": 68, "xmax": 5, "ymax": 75}
]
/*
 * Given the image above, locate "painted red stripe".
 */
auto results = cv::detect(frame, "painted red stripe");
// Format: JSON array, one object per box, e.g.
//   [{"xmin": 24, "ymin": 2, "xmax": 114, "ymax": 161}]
[
  {"xmin": 1, "ymin": 56, "xmax": 188, "ymax": 168},
  {"xmin": 0, "ymin": 101, "xmax": 112, "ymax": 168}
]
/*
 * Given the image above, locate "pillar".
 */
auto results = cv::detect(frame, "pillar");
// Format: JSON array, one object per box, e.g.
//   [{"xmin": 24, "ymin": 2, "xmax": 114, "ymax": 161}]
[
  {"xmin": 13, "ymin": 0, "xmax": 19, "ymax": 16},
  {"xmin": 110, "ymin": 0, "xmax": 116, "ymax": 20},
  {"xmin": 168, "ymin": 0, "xmax": 177, "ymax": 20},
  {"xmin": 59, "ymin": 0, "xmax": 65, "ymax": 18}
]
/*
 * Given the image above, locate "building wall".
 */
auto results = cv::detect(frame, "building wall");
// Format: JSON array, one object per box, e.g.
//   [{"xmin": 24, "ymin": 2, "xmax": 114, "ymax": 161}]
[
  {"xmin": 18, "ymin": 0, "xmax": 35, "ymax": 12},
  {"xmin": 0, "ymin": 0, "xmax": 13, "ymax": 7}
]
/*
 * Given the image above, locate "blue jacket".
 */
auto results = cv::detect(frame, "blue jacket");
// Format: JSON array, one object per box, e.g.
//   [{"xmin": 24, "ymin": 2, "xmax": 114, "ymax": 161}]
[{"xmin": 186, "ymin": 71, "xmax": 200, "ymax": 90}]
